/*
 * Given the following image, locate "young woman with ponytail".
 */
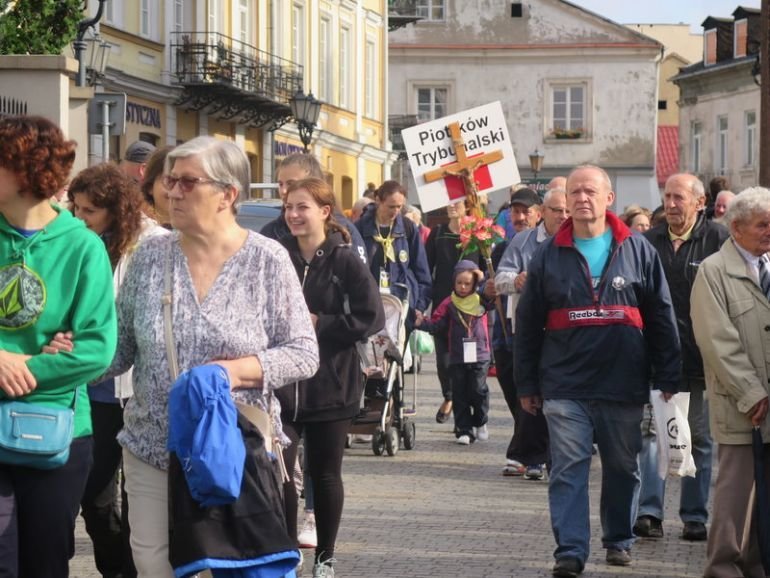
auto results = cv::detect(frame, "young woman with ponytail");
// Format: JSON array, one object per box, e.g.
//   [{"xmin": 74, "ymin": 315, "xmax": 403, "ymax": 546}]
[{"xmin": 277, "ymin": 178, "xmax": 384, "ymax": 578}]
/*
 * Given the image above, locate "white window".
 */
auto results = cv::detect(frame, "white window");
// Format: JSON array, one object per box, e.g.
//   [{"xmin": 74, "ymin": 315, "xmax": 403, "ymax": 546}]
[
  {"xmin": 691, "ymin": 122, "xmax": 702, "ymax": 173},
  {"xmin": 173, "ymin": 0, "xmax": 184, "ymax": 33},
  {"xmin": 416, "ymin": 87, "xmax": 447, "ymax": 122},
  {"xmin": 745, "ymin": 110, "xmax": 756, "ymax": 167},
  {"xmin": 416, "ymin": 0, "xmax": 445, "ymax": 21},
  {"xmin": 319, "ymin": 16, "xmax": 333, "ymax": 103},
  {"xmin": 105, "ymin": 0, "xmax": 123, "ymax": 27},
  {"xmin": 547, "ymin": 80, "xmax": 590, "ymax": 138},
  {"xmin": 339, "ymin": 26, "xmax": 351, "ymax": 109},
  {"xmin": 553, "ymin": 86, "xmax": 583, "ymax": 131},
  {"xmin": 291, "ymin": 4, "xmax": 305, "ymax": 67},
  {"xmin": 207, "ymin": 0, "xmax": 224, "ymax": 62},
  {"xmin": 237, "ymin": 0, "xmax": 255, "ymax": 47},
  {"xmin": 139, "ymin": 0, "xmax": 158, "ymax": 41},
  {"xmin": 717, "ymin": 116, "xmax": 728, "ymax": 175},
  {"xmin": 365, "ymin": 39, "xmax": 376, "ymax": 118}
]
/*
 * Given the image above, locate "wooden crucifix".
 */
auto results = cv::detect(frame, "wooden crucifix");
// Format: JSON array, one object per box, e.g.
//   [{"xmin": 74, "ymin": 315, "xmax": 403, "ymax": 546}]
[
  {"xmin": 422, "ymin": 121, "xmax": 508, "ymax": 336},
  {"xmin": 423, "ymin": 121, "xmax": 504, "ymax": 220}
]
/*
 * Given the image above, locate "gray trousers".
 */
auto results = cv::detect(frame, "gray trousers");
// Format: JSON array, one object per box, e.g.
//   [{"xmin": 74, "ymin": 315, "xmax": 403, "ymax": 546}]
[{"xmin": 704, "ymin": 443, "xmax": 770, "ymax": 578}]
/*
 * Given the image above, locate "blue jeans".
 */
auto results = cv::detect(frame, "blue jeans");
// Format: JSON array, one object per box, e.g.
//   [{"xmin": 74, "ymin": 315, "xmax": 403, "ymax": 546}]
[
  {"xmin": 637, "ymin": 381, "xmax": 712, "ymax": 523},
  {"xmin": 543, "ymin": 399, "xmax": 643, "ymax": 564}
]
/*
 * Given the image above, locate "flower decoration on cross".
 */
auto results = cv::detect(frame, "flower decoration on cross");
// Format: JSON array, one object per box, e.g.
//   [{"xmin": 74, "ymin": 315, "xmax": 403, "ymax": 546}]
[{"xmin": 457, "ymin": 214, "xmax": 506, "ymax": 259}]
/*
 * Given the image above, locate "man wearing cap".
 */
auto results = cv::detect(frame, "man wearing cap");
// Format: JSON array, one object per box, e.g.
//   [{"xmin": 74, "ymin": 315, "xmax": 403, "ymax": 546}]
[
  {"xmin": 120, "ymin": 141, "xmax": 156, "ymax": 184},
  {"xmin": 515, "ymin": 165, "xmax": 680, "ymax": 577},
  {"xmin": 488, "ymin": 187, "xmax": 568, "ymax": 480}
]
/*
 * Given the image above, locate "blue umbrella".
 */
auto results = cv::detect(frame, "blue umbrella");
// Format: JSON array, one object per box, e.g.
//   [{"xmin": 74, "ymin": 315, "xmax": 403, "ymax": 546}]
[{"xmin": 753, "ymin": 426, "xmax": 770, "ymax": 575}]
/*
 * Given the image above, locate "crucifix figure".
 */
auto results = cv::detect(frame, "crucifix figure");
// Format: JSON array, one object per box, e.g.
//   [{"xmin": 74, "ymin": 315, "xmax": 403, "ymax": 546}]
[
  {"xmin": 422, "ymin": 121, "xmax": 508, "ymax": 335},
  {"xmin": 423, "ymin": 121, "xmax": 503, "ymax": 220}
]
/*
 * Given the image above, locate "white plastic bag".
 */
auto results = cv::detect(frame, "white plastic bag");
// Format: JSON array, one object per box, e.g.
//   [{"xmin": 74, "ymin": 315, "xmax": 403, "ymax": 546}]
[{"xmin": 649, "ymin": 390, "xmax": 697, "ymax": 480}]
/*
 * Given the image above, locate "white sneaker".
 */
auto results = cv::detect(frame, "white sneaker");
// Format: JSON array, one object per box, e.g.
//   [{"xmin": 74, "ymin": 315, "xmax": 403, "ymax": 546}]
[
  {"xmin": 312, "ymin": 558, "xmax": 336, "ymax": 577},
  {"xmin": 298, "ymin": 512, "xmax": 317, "ymax": 549},
  {"xmin": 476, "ymin": 425, "xmax": 489, "ymax": 442},
  {"xmin": 456, "ymin": 434, "xmax": 471, "ymax": 445}
]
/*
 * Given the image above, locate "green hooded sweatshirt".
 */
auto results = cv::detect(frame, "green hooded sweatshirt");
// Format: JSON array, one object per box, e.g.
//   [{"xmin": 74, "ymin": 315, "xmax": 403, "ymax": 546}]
[{"xmin": 0, "ymin": 206, "xmax": 117, "ymax": 437}]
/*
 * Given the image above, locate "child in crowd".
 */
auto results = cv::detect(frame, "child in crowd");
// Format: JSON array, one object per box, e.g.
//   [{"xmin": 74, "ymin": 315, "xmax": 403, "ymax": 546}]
[{"xmin": 416, "ymin": 260, "xmax": 493, "ymax": 445}]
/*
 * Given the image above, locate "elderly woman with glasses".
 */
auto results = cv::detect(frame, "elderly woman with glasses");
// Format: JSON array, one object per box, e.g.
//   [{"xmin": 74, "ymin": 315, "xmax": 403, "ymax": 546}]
[
  {"xmin": 691, "ymin": 186, "xmax": 770, "ymax": 578},
  {"xmin": 104, "ymin": 136, "xmax": 319, "ymax": 577}
]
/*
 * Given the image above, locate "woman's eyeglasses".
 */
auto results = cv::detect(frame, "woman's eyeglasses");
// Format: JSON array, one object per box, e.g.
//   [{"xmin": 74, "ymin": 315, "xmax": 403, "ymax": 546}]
[{"xmin": 162, "ymin": 175, "xmax": 228, "ymax": 193}]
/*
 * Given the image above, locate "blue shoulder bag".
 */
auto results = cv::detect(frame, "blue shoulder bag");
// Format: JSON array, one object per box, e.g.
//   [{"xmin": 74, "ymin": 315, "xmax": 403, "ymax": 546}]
[{"xmin": 0, "ymin": 396, "xmax": 75, "ymax": 470}]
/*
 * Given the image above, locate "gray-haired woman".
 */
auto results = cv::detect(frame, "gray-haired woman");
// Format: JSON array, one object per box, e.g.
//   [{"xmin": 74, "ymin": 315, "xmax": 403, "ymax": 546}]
[
  {"xmin": 691, "ymin": 186, "xmax": 770, "ymax": 578},
  {"xmin": 104, "ymin": 136, "xmax": 319, "ymax": 576}
]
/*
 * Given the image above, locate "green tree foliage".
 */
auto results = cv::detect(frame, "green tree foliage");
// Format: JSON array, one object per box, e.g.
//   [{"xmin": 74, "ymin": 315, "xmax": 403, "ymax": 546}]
[{"xmin": 0, "ymin": 0, "xmax": 84, "ymax": 55}]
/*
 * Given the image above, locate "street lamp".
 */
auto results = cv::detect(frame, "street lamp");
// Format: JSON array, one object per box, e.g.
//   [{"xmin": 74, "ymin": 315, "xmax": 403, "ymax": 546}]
[
  {"xmin": 72, "ymin": 32, "xmax": 110, "ymax": 86},
  {"xmin": 529, "ymin": 148, "xmax": 545, "ymax": 179},
  {"xmin": 290, "ymin": 90, "xmax": 322, "ymax": 152},
  {"xmin": 72, "ymin": 0, "xmax": 109, "ymax": 87}
]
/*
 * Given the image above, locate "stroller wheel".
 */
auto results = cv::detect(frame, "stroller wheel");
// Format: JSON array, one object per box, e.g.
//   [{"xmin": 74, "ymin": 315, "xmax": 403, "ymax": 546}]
[
  {"xmin": 385, "ymin": 426, "xmax": 400, "ymax": 457},
  {"xmin": 372, "ymin": 427, "xmax": 386, "ymax": 456},
  {"xmin": 402, "ymin": 419, "xmax": 416, "ymax": 450}
]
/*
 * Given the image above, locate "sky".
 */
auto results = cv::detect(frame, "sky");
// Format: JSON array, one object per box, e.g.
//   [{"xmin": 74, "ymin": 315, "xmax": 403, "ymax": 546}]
[{"xmin": 569, "ymin": 0, "xmax": 761, "ymax": 31}]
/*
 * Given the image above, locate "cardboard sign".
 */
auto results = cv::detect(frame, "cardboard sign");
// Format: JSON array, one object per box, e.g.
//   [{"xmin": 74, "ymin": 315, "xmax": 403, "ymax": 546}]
[{"xmin": 401, "ymin": 101, "xmax": 519, "ymax": 212}]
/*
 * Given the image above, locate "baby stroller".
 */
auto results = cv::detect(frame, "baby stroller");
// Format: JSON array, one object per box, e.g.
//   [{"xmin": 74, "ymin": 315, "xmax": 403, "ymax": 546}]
[{"xmin": 347, "ymin": 289, "xmax": 416, "ymax": 456}]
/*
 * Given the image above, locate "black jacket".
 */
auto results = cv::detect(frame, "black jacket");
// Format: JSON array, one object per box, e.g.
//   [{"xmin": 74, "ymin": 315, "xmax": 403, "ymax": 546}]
[
  {"xmin": 277, "ymin": 232, "xmax": 385, "ymax": 422},
  {"xmin": 644, "ymin": 213, "xmax": 729, "ymax": 381},
  {"xmin": 261, "ymin": 211, "xmax": 368, "ymax": 265},
  {"xmin": 515, "ymin": 212, "xmax": 681, "ymax": 403}
]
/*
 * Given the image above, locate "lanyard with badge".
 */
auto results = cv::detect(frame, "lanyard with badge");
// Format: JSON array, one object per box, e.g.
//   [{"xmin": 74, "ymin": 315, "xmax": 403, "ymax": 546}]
[{"xmin": 457, "ymin": 312, "xmax": 478, "ymax": 364}]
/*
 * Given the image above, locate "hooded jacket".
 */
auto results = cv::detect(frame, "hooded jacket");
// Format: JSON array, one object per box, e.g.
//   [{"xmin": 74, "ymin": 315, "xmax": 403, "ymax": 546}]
[
  {"xmin": 515, "ymin": 212, "xmax": 681, "ymax": 403},
  {"xmin": 277, "ymin": 231, "xmax": 385, "ymax": 422},
  {"xmin": 0, "ymin": 207, "xmax": 117, "ymax": 437}
]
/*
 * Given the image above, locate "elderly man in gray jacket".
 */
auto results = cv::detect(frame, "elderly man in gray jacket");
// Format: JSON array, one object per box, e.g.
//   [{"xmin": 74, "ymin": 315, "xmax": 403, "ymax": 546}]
[{"xmin": 691, "ymin": 186, "xmax": 770, "ymax": 578}]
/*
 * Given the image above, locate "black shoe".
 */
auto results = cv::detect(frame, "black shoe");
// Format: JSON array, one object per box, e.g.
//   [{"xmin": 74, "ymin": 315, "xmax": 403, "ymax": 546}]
[
  {"xmin": 633, "ymin": 515, "xmax": 664, "ymax": 538},
  {"xmin": 682, "ymin": 521, "xmax": 707, "ymax": 541},
  {"xmin": 552, "ymin": 557, "xmax": 583, "ymax": 577},
  {"xmin": 606, "ymin": 548, "xmax": 632, "ymax": 566}
]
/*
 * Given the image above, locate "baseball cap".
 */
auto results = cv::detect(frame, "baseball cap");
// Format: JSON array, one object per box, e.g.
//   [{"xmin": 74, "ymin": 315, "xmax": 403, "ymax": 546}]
[
  {"xmin": 509, "ymin": 187, "xmax": 541, "ymax": 207},
  {"xmin": 124, "ymin": 141, "xmax": 156, "ymax": 163}
]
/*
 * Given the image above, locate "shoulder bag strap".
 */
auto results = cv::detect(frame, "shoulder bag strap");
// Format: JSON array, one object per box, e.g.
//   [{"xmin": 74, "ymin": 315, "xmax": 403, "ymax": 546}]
[{"xmin": 162, "ymin": 242, "xmax": 180, "ymax": 382}]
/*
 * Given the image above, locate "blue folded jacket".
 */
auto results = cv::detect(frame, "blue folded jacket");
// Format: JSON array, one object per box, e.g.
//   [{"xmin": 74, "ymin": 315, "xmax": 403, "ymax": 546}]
[{"xmin": 168, "ymin": 365, "xmax": 245, "ymax": 507}]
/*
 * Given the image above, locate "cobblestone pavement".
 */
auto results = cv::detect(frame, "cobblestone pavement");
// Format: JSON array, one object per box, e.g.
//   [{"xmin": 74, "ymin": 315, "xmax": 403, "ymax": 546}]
[{"xmin": 71, "ymin": 356, "xmax": 708, "ymax": 577}]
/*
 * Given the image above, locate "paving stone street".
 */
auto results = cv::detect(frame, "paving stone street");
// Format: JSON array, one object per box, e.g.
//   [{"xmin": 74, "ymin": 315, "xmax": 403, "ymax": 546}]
[{"xmin": 71, "ymin": 356, "xmax": 709, "ymax": 578}]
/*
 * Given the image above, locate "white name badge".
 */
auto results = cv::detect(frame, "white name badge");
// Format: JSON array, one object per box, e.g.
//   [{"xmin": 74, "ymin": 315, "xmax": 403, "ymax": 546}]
[{"xmin": 463, "ymin": 338, "xmax": 477, "ymax": 364}]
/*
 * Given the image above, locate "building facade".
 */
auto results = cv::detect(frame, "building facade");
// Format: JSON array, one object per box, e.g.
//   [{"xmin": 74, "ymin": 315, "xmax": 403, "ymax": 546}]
[
  {"xmin": 673, "ymin": 7, "xmax": 760, "ymax": 192},
  {"xmin": 626, "ymin": 24, "xmax": 703, "ymax": 188},
  {"xmin": 388, "ymin": 0, "xmax": 663, "ymax": 212},
  {"xmin": 84, "ymin": 0, "xmax": 392, "ymax": 206}
]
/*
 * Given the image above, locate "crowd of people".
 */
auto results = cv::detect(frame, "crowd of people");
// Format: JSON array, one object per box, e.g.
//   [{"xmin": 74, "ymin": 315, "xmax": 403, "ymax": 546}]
[{"xmin": 0, "ymin": 114, "xmax": 769, "ymax": 578}]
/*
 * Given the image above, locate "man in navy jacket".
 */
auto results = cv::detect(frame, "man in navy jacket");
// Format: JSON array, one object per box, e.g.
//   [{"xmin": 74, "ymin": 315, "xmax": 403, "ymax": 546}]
[{"xmin": 515, "ymin": 165, "xmax": 681, "ymax": 578}]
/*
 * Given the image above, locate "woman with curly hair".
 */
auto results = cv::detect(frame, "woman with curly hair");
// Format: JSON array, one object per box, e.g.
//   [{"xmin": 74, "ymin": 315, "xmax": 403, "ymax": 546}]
[
  {"xmin": 0, "ymin": 115, "xmax": 117, "ymax": 576},
  {"xmin": 67, "ymin": 162, "xmax": 167, "ymax": 578}
]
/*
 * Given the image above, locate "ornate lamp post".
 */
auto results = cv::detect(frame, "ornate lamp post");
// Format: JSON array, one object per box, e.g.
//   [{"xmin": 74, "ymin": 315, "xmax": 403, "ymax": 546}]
[
  {"xmin": 529, "ymin": 148, "xmax": 545, "ymax": 179},
  {"xmin": 290, "ymin": 90, "xmax": 322, "ymax": 153},
  {"xmin": 72, "ymin": 0, "xmax": 109, "ymax": 87}
]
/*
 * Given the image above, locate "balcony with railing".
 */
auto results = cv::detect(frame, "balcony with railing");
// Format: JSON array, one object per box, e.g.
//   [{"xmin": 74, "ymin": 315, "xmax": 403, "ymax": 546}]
[
  {"xmin": 171, "ymin": 32, "xmax": 303, "ymax": 129},
  {"xmin": 388, "ymin": 0, "xmax": 423, "ymax": 31}
]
